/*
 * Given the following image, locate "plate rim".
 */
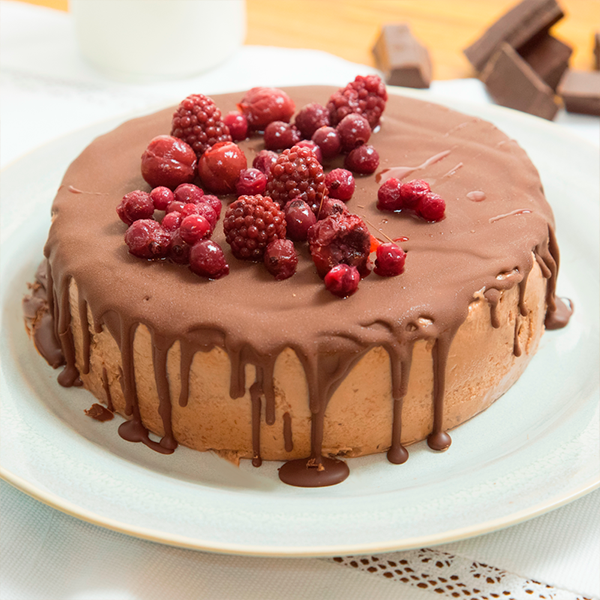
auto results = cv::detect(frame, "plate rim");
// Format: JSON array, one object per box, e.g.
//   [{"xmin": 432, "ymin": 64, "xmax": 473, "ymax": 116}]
[{"xmin": 1, "ymin": 89, "xmax": 599, "ymax": 557}]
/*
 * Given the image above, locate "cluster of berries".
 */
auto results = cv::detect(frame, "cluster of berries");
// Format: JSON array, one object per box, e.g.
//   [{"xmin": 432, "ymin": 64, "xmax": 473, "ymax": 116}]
[
  {"xmin": 377, "ymin": 178, "xmax": 446, "ymax": 222},
  {"xmin": 118, "ymin": 184, "xmax": 229, "ymax": 279},
  {"xmin": 124, "ymin": 78, "xmax": 414, "ymax": 294}
]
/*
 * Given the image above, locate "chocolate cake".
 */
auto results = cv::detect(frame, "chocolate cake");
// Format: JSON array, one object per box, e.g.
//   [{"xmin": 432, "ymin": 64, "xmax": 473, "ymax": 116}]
[{"xmin": 24, "ymin": 85, "xmax": 571, "ymax": 487}]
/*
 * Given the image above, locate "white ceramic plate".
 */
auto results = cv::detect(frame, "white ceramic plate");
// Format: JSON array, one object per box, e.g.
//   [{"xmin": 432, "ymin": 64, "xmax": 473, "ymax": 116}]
[{"xmin": 1, "ymin": 92, "xmax": 599, "ymax": 557}]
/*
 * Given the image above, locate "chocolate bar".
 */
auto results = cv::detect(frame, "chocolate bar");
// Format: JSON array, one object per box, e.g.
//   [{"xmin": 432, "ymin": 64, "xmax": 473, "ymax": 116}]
[
  {"xmin": 594, "ymin": 32, "xmax": 599, "ymax": 70},
  {"xmin": 373, "ymin": 24, "xmax": 432, "ymax": 88},
  {"xmin": 557, "ymin": 69, "xmax": 600, "ymax": 115},
  {"xmin": 518, "ymin": 33, "xmax": 572, "ymax": 90},
  {"xmin": 464, "ymin": 0, "xmax": 564, "ymax": 72},
  {"xmin": 480, "ymin": 43, "xmax": 559, "ymax": 120}
]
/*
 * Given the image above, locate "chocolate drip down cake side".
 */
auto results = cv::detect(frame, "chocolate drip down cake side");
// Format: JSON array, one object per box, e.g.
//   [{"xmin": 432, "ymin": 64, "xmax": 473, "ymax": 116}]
[{"xmin": 23, "ymin": 79, "xmax": 572, "ymax": 487}]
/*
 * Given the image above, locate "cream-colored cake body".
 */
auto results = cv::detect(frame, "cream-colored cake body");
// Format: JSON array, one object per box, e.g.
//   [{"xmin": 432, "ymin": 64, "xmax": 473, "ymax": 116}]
[{"xmin": 28, "ymin": 86, "xmax": 569, "ymax": 486}]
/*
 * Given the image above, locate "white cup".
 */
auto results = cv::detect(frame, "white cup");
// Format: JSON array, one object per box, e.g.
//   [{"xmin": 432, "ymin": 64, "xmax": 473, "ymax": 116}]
[{"xmin": 71, "ymin": 0, "xmax": 246, "ymax": 82}]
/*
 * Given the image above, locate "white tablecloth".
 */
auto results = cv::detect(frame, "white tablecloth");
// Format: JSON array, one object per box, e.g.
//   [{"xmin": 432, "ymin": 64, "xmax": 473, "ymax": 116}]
[{"xmin": 1, "ymin": 2, "xmax": 599, "ymax": 599}]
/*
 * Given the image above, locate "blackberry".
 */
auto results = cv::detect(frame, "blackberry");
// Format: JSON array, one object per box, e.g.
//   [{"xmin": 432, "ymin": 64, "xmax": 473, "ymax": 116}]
[{"xmin": 223, "ymin": 195, "xmax": 286, "ymax": 260}]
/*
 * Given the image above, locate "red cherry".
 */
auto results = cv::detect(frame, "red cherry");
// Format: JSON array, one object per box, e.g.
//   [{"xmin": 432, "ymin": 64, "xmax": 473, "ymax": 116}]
[
  {"xmin": 198, "ymin": 141, "xmax": 247, "ymax": 194},
  {"xmin": 141, "ymin": 135, "xmax": 197, "ymax": 190}
]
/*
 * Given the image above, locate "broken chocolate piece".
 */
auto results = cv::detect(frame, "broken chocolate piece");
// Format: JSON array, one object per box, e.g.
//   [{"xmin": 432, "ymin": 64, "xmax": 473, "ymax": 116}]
[
  {"xmin": 85, "ymin": 403, "xmax": 114, "ymax": 422},
  {"xmin": 481, "ymin": 43, "xmax": 559, "ymax": 120},
  {"xmin": 464, "ymin": 0, "xmax": 565, "ymax": 72},
  {"xmin": 519, "ymin": 33, "xmax": 572, "ymax": 90},
  {"xmin": 557, "ymin": 69, "xmax": 600, "ymax": 116},
  {"xmin": 594, "ymin": 32, "xmax": 599, "ymax": 70},
  {"xmin": 372, "ymin": 24, "xmax": 432, "ymax": 88}
]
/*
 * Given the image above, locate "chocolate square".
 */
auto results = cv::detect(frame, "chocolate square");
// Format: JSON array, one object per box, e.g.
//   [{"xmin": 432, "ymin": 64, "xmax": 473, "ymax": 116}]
[{"xmin": 557, "ymin": 69, "xmax": 600, "ymax": 115}]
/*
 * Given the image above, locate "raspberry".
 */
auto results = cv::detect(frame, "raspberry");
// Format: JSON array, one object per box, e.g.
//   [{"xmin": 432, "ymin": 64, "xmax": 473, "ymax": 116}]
[
  {"xmin": 124, "ymin": 220, "xmax": 171, "ymax": 259},
  {"xmin": 311, "ymin": 126, "xmax": 342, "ymax": 160},
  {"xmin": 324, "ymin": 264, "xmax": 360, "ymax": 298},
  {"xmin": 174, "ymin": 183, "xmax": 204, "ymax": 205},
  {"xmin": 294, "ymin": 102, "xmax": 330, "ymax": 139},
  {"xmin": 150, "ymin": 186, "xmax": 174, "ymax": 211},
  {"xmin": 284, "ymin": 199, "xmax": 317, "ymax": 242},
  {"xmin": 180, "ymin": 214, "xmax": 212, "ymax": 245},
  {"xmin": 325, "ymin": 168, "xmax": 355, "ymax": 201},
  {"xmin": 266, "ymin": 146, "xmax": 328, "ymax": 215},
  {"xmin": 116, "ymin": 190, "xmax": 154, "ymax": 225},
  {"xmin": 295, "ymin": 140, "xmax": 323, "ymax": 164},
  {"xmin": 198, "ymin": 141, "xmax": 247, "ymax": 194},
  {"xmin": 327, "ymin": 75, "xmax": 388, "ymax": 128},
  {"xmin": 168, "ymin": 231, "xmax": 190, "ymax": 264},
  {"xmin": 189, "ymin": 239, "xmax": 229, "ymax": 279},
  {"xmin": 238, "ymin": 87, "xmax": 295, "ymax": 130},
  {"xmin": 223, "ymin": 111, "xmax": 248, "ymax": 142},
  {"xmin": 171, "ymin": 94, "xmax": 231, "ymax": 157},
  {"xmin": 344, "ymin": 144, "xmax": 379, "ymax": 174},
  {"xmin": 223, "ymin": 194, "xmax": 286, "ymax": 260},
  {"xmin": 264, "ymin": 121, "xmax": 301, "ymax": 151},
  {"xmin": 417, "ymin": 192, "xmax": 446, "ymax": 222},
  {"xmin": 336, "ymin": 113, "xmax": 371, "ymax": 151},
  {"xmin": 252, "ymin": 150, "xmax": 278, "ymax": 176},
  {"xmin": 400, "ymin": 179, "xmax": 430, "ymax": 210},
  {"xmin": 236, "ymin": 168, "xmax": 267, "ymax": 196},
  {"xmin": 377, "ymin": 178, "xmax": 403, "ymax": 211},
  {"xmin": 162, "ymin": 211, "xmax": 182, "ymax": 232},
  {"xmin": 308, "ymin": 213, "xmax": 372, "ymax": 278},
  {"xmin": 374, "ymin": 243, "xmax": 406, "ymax": 277},
  {"xmin": 264, "ymin": 239, "xmax": 298, "ymax": 280},
  {"xmin": 141, "ymin": 135, "xmax": 196, "ymax": 190}
]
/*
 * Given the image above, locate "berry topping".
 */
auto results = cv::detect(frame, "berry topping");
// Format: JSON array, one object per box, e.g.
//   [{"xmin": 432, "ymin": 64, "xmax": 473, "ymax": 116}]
[
  {"xmin": 193, "ymin": 202, "xmax": 218, "ymax": 229},
  {"xmin": 202, "ymin": 194, "xmax": 222, "ymax": 220},
  {"xmin": 377, "ymin": 178, "xmax": 403, "ymax": 211},
  {"xmin": 374, "ymin": 243, "xmax": 406, "ymax": 277},
  {"xmin": 124, "ymin": 220, "xmax": 171, "ymax": 259},
  {"xmin": 174, "ymin": 183, "xmax": 204, "ymax": 205},
  {"xmin": 168, "ymin": 231, "xmax": 191, "ymax": 264},
  {"xmin": 223, "ymin": 194, "xmax": 286, "ymax": 260},
  {"xmin": 344, "ymin": 144, "xmax": 379, "ymax": 174},
  {"xmin": 179, "ymin": 214, "xmax": 212, "ymax": 245},
  {"xmin": 141, "ymin": 135, "xmax": 197, "ymax": 190},
  {"xmin": 238, "ymin": 87, "xmax": 295, "ymax": 130},
  {"xmin": 336, "ymin": 113, "xmax": 371, "ymax": 151},
  {"xmin": 264, "ymin": 239, "xmax": 298, "ymax": 280},
  {"xmin": 318, "ymin": 197, "xmax": 349, "ymax": 220},
  {"xmin": 311, "ymin": 126, "xmax": 342, "ymax": 160},
  {"xmin": 161, "ymin": 211, "xmax": 182, "ymax": 232},
  {"xmin": 198, "ymin": 141, "xmax": 247, "ymax": 194},
  {"xmin": 284, "ymin": 199, "xmax": 317, "ymax": 242},
  {"xmin": 324, "ymin": 264, "xmax": 360, "ymax": 298},
  {"xmin": 327, "ymin": 75, "xmax": 388, "ymax": 128},
  {"xmin": 223, "ymin": 111, "xmax": 248, "ymax": 142},
  {"xmin": 325, "ymin": 168, "xmax": 355, "ymax": 201},
  {"xmin": 308, "ymin": 213, "xmax": 372, "ymax": 278},
  {"xmin": 294, "ymin": 102, "xmax": 330, "ymax": 139},
  {"xmin": 417, "ymin": 192, "xmax": 446, "ymax": 222},
  {"xmin": 400, "ymin": 179, "xmax": 431, "ymax": 210},
  {"xmin": 252, "ymin": 150, "xmax": 278, "ymax": 176},
  {"xmin": 150, "ymin": 186, "xmax": 174, "ymax": 211},
  {"xmin": 266, "ymin": 145, "xmax": 328, "ymax": 215},
  {"xmin": 166, "ymin": 200, "xmax": 186, "ymax": 214},
  {"xmin": 236, "ymin": 168, "xmax": 267, "ymax": 196},
  {"xmin": 180, "ymin": 203, "xmax": 202, "ymax": 218},
  {"xmin": 295, "ymin": 140, "xmax": 323, "ymax": 164},
  {"xmin": 263, "ymin": 121, "xmax": 302, "ymax": 151},
  {"xmin": 117, "ymin": 190, "xmax": 154, "ymax": 225},
  {"xmin": 189, "ymin": 239, "xmax": 229, "ymax": 279},
  {"xmin": 171, "ymin": 94, "xmax": 231, "ymax": 157}
]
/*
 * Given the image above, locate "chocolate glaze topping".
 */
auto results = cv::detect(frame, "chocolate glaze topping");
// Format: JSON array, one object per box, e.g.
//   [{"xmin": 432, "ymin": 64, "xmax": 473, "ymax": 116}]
[{"xmin": 31, "ymin": 86, "xmax": 570, "ymax": 487}]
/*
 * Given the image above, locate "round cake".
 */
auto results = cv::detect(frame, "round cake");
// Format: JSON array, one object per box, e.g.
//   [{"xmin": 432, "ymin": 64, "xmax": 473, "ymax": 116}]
[{"xmin": 25, "ymin": 84, "xmax": 571, "ymax": 487}]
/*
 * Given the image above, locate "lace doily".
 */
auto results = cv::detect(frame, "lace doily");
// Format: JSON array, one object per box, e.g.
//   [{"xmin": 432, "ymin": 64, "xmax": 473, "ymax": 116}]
[{"xmin": 330, "ymin": 549, "xmax": 595, "ymax": 600}]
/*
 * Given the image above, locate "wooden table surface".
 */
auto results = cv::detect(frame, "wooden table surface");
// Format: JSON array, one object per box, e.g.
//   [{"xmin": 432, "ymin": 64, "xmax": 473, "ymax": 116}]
[{"xmin": 15, "ymin": 0, "xmax": 600, "ymax": 79}]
